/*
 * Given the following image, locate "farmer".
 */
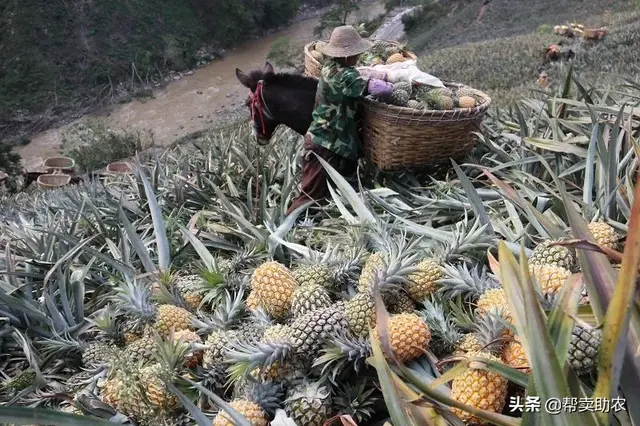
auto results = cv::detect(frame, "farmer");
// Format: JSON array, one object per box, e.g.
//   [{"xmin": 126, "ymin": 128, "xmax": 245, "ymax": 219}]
[{"xmin": 286, "ymin": 25, "xmax": 393, "ymax": 216}]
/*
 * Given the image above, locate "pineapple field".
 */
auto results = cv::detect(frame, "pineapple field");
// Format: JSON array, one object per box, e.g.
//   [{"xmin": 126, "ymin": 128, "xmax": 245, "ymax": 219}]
[{"xmin": 0, "ymin": 69, "xmax": 639, "ymax": 426}]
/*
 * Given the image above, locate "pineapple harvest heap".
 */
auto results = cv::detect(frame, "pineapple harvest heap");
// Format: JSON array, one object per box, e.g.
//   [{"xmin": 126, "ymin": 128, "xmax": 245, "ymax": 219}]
[{"xmin": 0, "ymin": 67, "xmax": 637, "ymax": 426}]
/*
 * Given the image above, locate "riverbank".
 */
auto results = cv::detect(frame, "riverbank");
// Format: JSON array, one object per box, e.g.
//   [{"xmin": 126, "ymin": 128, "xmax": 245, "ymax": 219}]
[{"xmin": 12, "ymin": 0, "xmax": 390, "ymax": 172}]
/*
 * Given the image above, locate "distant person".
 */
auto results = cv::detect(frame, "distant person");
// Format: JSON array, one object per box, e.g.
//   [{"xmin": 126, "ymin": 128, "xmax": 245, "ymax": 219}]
[{"xmin": 286, "ymin": 25, "xmax": 392, "ymax": 216}]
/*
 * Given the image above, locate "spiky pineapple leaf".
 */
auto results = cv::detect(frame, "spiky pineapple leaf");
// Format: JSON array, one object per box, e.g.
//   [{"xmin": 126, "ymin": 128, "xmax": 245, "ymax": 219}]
[{"xmin": 0, "ymin": 407, "xmax": 118, "ymax": 426}]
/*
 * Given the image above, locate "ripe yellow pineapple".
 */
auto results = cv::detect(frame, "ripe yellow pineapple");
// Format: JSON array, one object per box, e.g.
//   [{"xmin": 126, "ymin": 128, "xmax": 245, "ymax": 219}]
[
  {"xmin": 406, "ymin": 258, "xmax": 443, "ymax": 302},
  {"xmin": 529, "ymin": 263, "xmax": 571, "ymax": 295},
  {"xmin": 588, "ymin": 221, "xmax": 621, "ymax": 250},
  {"xmin": 458, "ymin": 95, "xmax": 476, "ymax": 108},
  {"xmin": 454, "ymin": 333, "xmax": 482, "ymax": 357},
  {"xmin": 213, "ymin": 400, "xmax": 268, "ymax": 426},
  {"xmin": 246, "ymin": 291, "xmax": 260, "ymax": 312},
  {"xmin": 174, "ymin": 329, "xmax": 204, "ymax": 368},
  {"xmin": 386, "ymin": 53, "xmax": 406, "ymax": 64},
  {"xmin": 502, "ymin": 337, "xmax": 530, "ymax": 374},
  {"xmin": 373, "ymin": 313, "xmax": 431, "ymax": 363},
  {"xmin": 173, "ymin": 274, "xmax": 204, "ymax": 310},
  {"xmin": 476, "ymin": 288, "xmax": 514, "ymax": 336},
  {"xmin": 139, "ymin": 364, "xmax": 178, "ymax": 412},
  {"xmin": 450, "ymin": 351, "xmax": 509, "ymax": 424},
  {"xmin": 250, "ymin": 261, "xmax": 298, "ymax": 320},
  {"xmin": 154, "ymin": 304, "xmax": 194, "ymax": 337}
]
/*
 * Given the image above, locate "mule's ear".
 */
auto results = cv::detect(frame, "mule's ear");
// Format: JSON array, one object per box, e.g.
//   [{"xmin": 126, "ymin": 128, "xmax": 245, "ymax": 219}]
[
  {"xmin": 236, "ymin": 68, "xmax": 253, "ymax": 88},
  {"xmin": 264, "ymin": 62, "xmax": 274, "ymax": 74}
]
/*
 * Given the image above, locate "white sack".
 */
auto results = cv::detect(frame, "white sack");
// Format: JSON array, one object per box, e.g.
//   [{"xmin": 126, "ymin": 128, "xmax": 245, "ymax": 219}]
[{"xmin": 357, "ymin": 59, "xmax": 445, "ymax": 88}]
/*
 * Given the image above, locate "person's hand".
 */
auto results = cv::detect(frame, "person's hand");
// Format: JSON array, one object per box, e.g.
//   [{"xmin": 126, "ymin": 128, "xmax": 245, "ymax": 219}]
[{"xmin": 367, "ymin": 79, "xmax": 393, "ymax": 97}]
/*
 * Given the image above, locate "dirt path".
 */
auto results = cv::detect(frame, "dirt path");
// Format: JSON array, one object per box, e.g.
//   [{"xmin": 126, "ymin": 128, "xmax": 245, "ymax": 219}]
[{"xmin": 14, "ymin": 2, "xmax": 388, "ymax": 172}]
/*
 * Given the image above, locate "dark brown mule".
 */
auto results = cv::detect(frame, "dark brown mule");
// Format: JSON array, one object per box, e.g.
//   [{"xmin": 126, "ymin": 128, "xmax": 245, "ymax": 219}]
[{"xmin": 235, "ymin": 62, "xmax": 318, "ymax": 145}]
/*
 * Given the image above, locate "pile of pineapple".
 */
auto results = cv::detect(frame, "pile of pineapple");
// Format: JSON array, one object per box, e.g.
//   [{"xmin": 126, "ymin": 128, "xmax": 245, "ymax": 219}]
[
  {"xmin": 309, "ymin": 39, "xmax": 415, "ymax": 67},
  {"xmin": 2, "ymin": 217, "xmax": 620, "ymax": 426},
  {"xmin": 375, "ymin": 81, "xmax": 483, "ymax": 110}
]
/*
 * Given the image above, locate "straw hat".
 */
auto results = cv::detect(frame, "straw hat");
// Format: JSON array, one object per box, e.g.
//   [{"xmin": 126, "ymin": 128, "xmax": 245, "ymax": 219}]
[{"xmin": 319, "ymin": 25, "xmax": 374, "ymax": 58}]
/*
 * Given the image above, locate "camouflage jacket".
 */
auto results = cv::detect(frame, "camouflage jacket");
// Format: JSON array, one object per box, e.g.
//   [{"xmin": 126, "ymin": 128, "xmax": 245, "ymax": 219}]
[{"xmin": 307, "ymin": 59, "xmax": 368, "ymax": 161}]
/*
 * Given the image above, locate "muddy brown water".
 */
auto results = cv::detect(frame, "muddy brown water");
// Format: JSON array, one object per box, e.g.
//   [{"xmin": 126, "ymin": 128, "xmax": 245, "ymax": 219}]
[{"xmin": 15, "ymin": 2, "xmax": 387, "ymax": 172}]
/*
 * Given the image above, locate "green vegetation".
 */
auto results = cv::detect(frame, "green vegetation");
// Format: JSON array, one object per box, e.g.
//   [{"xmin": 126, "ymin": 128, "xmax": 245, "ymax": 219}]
[
  {"xmin": 404, "ymin": 1, "xmax": 640, "ymax": 105},
  {"xmin": 59, "ymin": 119, "xmax": 153, "ymax": 174},
  {"xmin": 314, "ymin": 0, "xmax": 361, "ymax": 37},
  {"xmin": 0, "ymin": 0, "xmax": 318, "ymax": 144},
  {"xmin": 0, "ymin": 69, "xmax": 638, "ymax": 425}
]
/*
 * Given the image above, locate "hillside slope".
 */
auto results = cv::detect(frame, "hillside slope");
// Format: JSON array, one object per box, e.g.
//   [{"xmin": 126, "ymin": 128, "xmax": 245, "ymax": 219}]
[{"xmin": 405, "ymin": 0, "xmax": 639, "ymax": 104}]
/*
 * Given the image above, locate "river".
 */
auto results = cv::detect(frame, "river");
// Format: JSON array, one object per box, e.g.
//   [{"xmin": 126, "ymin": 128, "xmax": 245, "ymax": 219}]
[{"xmin": 15, "ymin": 1, "xmax": 388, "ymax": 172}]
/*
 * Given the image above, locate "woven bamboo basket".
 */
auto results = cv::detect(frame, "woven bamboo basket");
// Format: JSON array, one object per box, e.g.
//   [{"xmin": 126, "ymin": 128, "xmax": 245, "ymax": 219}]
[
  {"xmin": 361, "ymin": 82, "xmax": 491, "ymax": 172},
  {"xmin": 304, "ymin": 39, "xmax": 417, "ymax": 78},
  {"xmin": 37, "ymin": 173, "xmax": 71, "ymax": 189},
  {"xmin": 106, "ymin": 161, "xmax": 132, "ymax": 174},
  {"xmin": 43, "ymin": 156, "xmax": 75, "ymax": 173}
]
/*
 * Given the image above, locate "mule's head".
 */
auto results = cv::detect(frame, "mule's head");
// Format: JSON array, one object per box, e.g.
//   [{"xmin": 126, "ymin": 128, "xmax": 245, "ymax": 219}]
[{"xmin": 236, "ymin": 62, "xmax": 279, "ymax": 145}]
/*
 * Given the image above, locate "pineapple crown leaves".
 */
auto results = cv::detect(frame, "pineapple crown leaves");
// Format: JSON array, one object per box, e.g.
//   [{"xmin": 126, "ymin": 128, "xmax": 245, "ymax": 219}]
[
  {"xmin": 225, "ymin": 338, "xmax": 293, "ymax": 380},
  {"xmin": 37, "ymin": 331, "xmax": 85, "ymax": 362},
  {"xmin": 418, "ymin": 297, "xmax": 462, "ymax": 352},
  {"xmin": 313, "ymin": 329, "xmax": 372, "ymax": 381},
  {"xmin": 152, "ymin": 330, "xmax": 192, "ymax": 375},
  {"xmin": 332, "ymin": 380, "xmax": 379, "ymax": 424},
  {"xmin": 284, "ymin": 379, "xmax": 331, "ymax": 404},
  {"xmin": 110, "ymin": 277, "xmax": 157, "ymax": 323},
  {"xmin": 242, "ymin": 378, "xmax": 285, "ymax": 418},
  {"xmin": 436, "ymin": 262, "xmax": 501, "ymax": 299},
  {"xmin": 430, "ymin": 216, "xmax": 497, "ymax": 264},
  {"xmin": 84, "ymin": 304, "xmax": 123, "ymax": 341},
  {"xmin": 471, "ymin": 312, "xmax": 510, "ymax": 353},
  {"xmin": 153, "ymin": 280, "xmax": 194, "ymax": 311},
  {"xmin": 192, "ymin": 289, "xmax": 245, "ymax": 334}
]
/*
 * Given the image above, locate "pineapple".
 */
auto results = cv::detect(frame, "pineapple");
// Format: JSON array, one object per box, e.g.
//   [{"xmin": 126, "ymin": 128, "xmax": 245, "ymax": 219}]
[
  {"xmin": 501, "ymin": 337, "xmax": 530, "ymax": 374},
  {"xmin": 406, "ymin": 258, "xmax": 444, "ymax": 303},
  {"xmin": 293, "ymin": 264, "xmax": 338, "ymax": 292},
  {"xmin": 418, "ymin": 90, "xmax": 454, "ymax": 110},
  {"xmin": 139, "ymin": 363, "xmax": 179, "ymax": 412},
  {"xmin": 250, "ymin": 261, "xmax": 298, "ymax": 320},
  {"xmin": 455, "ymin": 86, "xmax": 477, "ymax": 98},
  {"xmin": 214, "ymin": 380, "xmax": 282, "ymax": 426},
  {"xmin": 386, "ymin": 53, "xmax": 406, "ymax": 64},
  {"xmin": 372, "ymin": 313, "xmax": 431, "ymax": 363},
  {"xmin": 387, "ymin": 288, "xmax": 416, "ymax": 314},
  {"xmin": 290, "ymin": 283, "xmax": 332, "ymax": 317},
  {"xmin": 568, "ymin": 322, "xmax": 601, "ymax": 376},
  {"xmin": 388, "ymin": 88, "xmax": 410, "ymax": 106},
  {"xmin": 81, "ymin": 342, "xmax": 117, "ymax": 368},
  {"xmin": 345, "ymin": 291, "xmax": 377, "ymax": 337},
  {"xmin": 587, "ymin": 221, "xmax": 621, "ymax": 250},
  {"xmin": 450, "ymin": 351, "xmax": 509, "ymax": 424},
  {"xmin": 407, "ymin": 99, "xmax": 425, "ymax": 109},
  {"xmin": 528, "ymin": 263, "xmax": 571, "ymax": 295},
  {"xmin": 454, "ymin": 333, "xmax": 482, "ymax": 357},
  {"xmin": 102, "ymin": 362, "xmax": 150, "ymax": 420},
  {"xmin": 123, "ymin": 334, "xmax": 157, "ymax": 365},
  {"xmin": 476, "ymin": 288, "xmax": 513, "ymax": 327},
  {"xmin": 458, "ymin": 95, "xmax": 477, "ymax": 108},
  {"xmin": 393, "ymin": 81, "xmax": 412, "ymax": 92},
  {"xmin": 203, "ymin": 329, "xmax": 238, "ymax": 368},
  {"xmin": 213, "ymin": 400, "xmax": 268, "ymax": 426},
  {"xmin": 528, "ymin": 239, "xmax": 576, "ymax": 272},
  {"xmin": 289, "ymin": 305, "xmax": 349, "ymax": 356},
  {"xmin": 358, "ymin": 252, "xmax": 386, "ymax": 293},
  {"xmin": 173, "ymin": 274, "xmax": 204, "ymax": 310},
  {"xmin": 284, "ymin": 381, "xmax": 332, "ymax": 426},
  {"xmin": 173, "ymin": 329, "xmax": 204, "ymax": 368},
  {"xmin": 246, "ymin": 291, "xmax": 260, "ymax": 312},
  {"xmin": 154, "ymin": 304, "xmax": 194, "ymax": 337}
]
